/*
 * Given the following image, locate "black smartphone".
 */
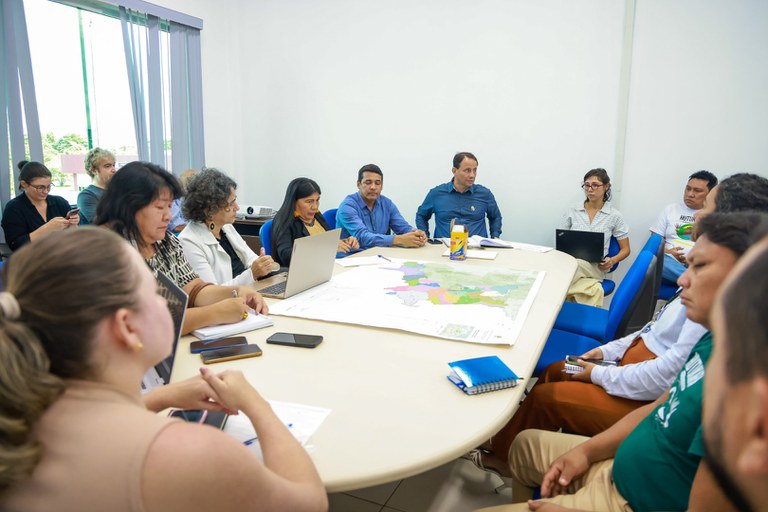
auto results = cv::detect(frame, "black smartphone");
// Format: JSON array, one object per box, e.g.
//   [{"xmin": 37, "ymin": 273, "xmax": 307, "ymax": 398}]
[
  {"xmin": 190, "ymin": 336, "xmax": 248, "ymax": 354},
  {"xmin": 201, "ymin": 344, "xmax": 263, "ymax": 364},
  {"xmin": 427, "ymin": 238, "xmax": 443, "ymax": 245},
  {"xmin": 65, "ymin": 207, "xmax": 80, "ymax": 219},
  {"xmin": 266, "ymin": 332, "xmax": 323, "ymax": 348}
]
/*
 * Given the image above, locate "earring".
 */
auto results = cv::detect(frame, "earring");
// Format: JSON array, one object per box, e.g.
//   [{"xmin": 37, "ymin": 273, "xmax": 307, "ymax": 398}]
[
  {"xmin": 133, "ymin": 342, "xmax": 144, "ymax": 352},
  {"xmin": 209, "ymin": 222, "xmax": 215, "ymax": 231},
  {"xmin": 294, "ymin": 211, "xmax": 300, "ymax": 217}
]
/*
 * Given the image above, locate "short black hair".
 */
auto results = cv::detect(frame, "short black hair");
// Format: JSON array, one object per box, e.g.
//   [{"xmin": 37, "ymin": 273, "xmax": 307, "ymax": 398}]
[
  {"xmin": 688, "ymin": 170, "xmax": 718, "ymax": 190},
  {"xmin": 716, "ymin": 173, "xmax": 768, "ymax": 214},
  {"xmin": 357, "ymin": 164, "xmax": 383, "ymax": 183},
  {"xmin": 95, "ymin": 161, "xmax": 182, "ymax": 246},
  {"xmin": 182, "ymin": 168, "xmax": 237, "ymax": 223},
  {"xmin": 453, "ymin": 152, "xmax": 478, "ymax": 169}
]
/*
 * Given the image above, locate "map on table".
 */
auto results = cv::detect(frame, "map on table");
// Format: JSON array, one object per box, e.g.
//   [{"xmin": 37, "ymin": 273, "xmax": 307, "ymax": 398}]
[{"xmin": 268, "ymin": 259, "xmax": 545, "ymax": 345}]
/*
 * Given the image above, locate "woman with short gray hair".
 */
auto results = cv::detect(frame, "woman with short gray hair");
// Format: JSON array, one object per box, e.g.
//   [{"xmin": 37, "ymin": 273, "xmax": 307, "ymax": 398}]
[{"xmin": 179, "ymin": 168, "xmax": 277, "ymax": 285}]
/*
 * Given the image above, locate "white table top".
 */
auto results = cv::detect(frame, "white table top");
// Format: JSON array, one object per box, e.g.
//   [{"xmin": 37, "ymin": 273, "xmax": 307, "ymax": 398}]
[{"xmin": 170, "ymin": 244, "xmax": 576, "ymax": 492}]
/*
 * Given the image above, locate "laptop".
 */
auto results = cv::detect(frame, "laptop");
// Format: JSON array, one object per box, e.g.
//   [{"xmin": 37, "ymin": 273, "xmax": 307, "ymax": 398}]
[
  {"xmin": 141, "ymin": 270, "xmax": 188, "ymax": 391},
  {"xmin": 555, "ymin": 229, "xmax": 605, "ymax": 262},
  {"xmin": 256, "ymin": 228, "xmax": 342, "ymax": 299}
]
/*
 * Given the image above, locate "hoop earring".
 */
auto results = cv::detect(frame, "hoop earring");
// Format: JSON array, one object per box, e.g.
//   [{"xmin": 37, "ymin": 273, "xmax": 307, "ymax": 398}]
[{"xmin": 209, "ymin": 222, "xmax": 215, "ymax": 231}]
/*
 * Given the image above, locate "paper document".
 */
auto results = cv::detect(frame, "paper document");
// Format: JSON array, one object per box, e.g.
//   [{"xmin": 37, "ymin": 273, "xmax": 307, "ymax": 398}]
[
  {"xmin": 441, "ymin": 236, "xmax": 552, "ymax": 252},
  {"xmin": 335, "ymin": 255, "xmax": 395, "ymax": 267},
  {"xmin": 191, "ymin": 310, "xmax": 273, "ymax": 341},
  {"xmin": 224, "ymin": 400, "xmax": 332, "ymax": 459}
]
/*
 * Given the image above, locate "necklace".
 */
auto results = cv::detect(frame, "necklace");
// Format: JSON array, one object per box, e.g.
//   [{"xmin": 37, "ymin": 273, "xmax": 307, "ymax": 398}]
[{"xmin": 302, "ymin": 218, "xmax": 316, "ymax": 227}]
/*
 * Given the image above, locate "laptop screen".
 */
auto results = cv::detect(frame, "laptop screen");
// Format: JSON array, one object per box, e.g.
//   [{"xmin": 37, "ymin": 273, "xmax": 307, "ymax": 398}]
[{"xmin": 141, "ymin": 270, "xmax": 189, "ymax": 391}]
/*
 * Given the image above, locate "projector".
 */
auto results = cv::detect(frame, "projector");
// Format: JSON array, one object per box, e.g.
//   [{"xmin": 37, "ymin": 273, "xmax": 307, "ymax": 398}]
[{"xmin": 240, "ymin": 205, "xmax": 275, "ymax": 218}]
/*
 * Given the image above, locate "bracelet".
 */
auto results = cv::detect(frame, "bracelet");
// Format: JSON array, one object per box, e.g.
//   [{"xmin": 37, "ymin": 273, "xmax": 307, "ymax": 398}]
[{"xmin": 187, "ymin": 282, "xmax": 214, "ymax": 308}]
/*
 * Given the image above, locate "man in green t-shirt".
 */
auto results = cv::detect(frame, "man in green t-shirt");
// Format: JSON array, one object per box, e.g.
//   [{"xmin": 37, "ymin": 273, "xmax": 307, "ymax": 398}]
[
  {"xmin": 696, "ymin": 236, "xmax": 768, "ymax": 512},
  {"xmin": 478, "ymin": 212, "xmax": 768, "ymax": 512}
]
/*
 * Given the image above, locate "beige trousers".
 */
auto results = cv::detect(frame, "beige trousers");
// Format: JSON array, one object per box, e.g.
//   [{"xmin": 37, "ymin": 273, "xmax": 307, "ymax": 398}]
[
  {"xmin": 566, "ymin": 259, "xmax": 606, "ymax": 307},
  {"xmin": 476, "ymin": 430, "xmax": 632, "ymax": 512}
]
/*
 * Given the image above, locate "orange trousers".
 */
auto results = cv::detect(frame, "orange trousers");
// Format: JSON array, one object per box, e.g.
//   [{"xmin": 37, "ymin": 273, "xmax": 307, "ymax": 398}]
[{"xmin": 489, "ymin": 336, "xmax": 656, "ymax": 464}]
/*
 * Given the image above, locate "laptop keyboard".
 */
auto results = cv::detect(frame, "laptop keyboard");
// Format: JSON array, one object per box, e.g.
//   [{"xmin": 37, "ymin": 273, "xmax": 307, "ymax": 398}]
[{"xmin": 259, "ymin": 281, "xmax": 287, "ymax": 296}]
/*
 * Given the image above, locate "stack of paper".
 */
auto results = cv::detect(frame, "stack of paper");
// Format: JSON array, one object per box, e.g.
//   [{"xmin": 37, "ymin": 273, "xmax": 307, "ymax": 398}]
[{"xmin": 191, "ymin": 310, "xmax": 273, "ymax": 341}]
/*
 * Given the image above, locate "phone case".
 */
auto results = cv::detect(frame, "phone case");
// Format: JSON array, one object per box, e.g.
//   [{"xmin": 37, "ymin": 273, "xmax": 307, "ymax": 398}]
[{"xmin": 201, "ymin": 344, "xmax": 262, "ymax": 364}]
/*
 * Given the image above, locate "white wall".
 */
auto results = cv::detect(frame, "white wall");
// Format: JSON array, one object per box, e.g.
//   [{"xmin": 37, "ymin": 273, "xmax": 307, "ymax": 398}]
[{"xmin": 156, "ymin": 0, "xmax": 768, "ymax": 256}]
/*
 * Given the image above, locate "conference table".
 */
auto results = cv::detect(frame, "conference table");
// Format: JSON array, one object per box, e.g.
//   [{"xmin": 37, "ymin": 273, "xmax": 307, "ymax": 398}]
[{"xmin": 170, "ymin": 243, "xmax": 576, "ymax": 493}]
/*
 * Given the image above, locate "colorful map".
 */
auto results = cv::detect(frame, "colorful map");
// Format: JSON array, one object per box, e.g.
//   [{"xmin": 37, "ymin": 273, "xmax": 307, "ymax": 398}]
[{"xmin": 268, "ymin": 259, "xmax": 545, "ymax": 345}]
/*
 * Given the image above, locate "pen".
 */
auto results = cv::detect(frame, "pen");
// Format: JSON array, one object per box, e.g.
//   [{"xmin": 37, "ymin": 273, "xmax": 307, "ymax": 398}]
[
  {"xmin": 244, "ymin": 437, "xmax": 257, "ymax": 446},
  {"xmin": 232, "ymin": 289, "xmax": 248, "ymax": 318},
  {"xmin": 377, "ymin": 254, "xmax": 391, "ymax": 262}
]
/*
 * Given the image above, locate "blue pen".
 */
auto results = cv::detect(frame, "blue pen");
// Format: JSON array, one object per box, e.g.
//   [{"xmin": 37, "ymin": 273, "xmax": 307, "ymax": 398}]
[
  {"xmin": 243, "ymin": 437, "xmax": 257, "ymax": 446},
  {"xmin": 377, "ymin": 254, "xmax": 391, "ymax": 262}
]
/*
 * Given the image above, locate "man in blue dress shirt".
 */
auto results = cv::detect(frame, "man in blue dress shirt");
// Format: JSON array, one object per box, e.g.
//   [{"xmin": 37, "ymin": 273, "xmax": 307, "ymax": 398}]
[
  {"xmin": 416, "ymin": 152, "xmax": 502, "ymax": 239},
  {"xmin": 337, "ymin": 164, "xmax": 427, "ymax": 250}
]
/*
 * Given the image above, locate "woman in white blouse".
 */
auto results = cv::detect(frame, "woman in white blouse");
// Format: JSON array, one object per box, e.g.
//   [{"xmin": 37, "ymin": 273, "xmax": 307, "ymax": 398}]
[
  {"xmin": 560, "ymin": 168, "xmax": 631, "ymax": 306},
  {"xmin": 179, "ymin": 168, "xmax": 277, "ymax": 286}
]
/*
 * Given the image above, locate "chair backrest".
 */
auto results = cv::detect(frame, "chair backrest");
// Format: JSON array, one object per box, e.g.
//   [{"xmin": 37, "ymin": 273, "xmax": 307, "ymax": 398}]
[
  {"xmin": 259, "ymin": 219, "xmax": 273, "ymax": 256},
  {"xmin": 606, "ymin": 236, "xmax": 621, "ymax": 273},
  {"xmin": 323, "ymin": 208, "xmax": 338, "ymax": 230},
  {"xmin": 641, "ymin": 233, "xmax": 664, "ymax": 301},
  {"xmin": 604, "ymin": 251, "xmax": 656, "ymax": 340}
]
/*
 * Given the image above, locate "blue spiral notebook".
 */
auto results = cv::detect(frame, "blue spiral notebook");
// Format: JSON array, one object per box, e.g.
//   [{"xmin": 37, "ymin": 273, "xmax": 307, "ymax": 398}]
[{"xmin": 447, "ymin": 355, "xmax": 521, "ymax": 395}]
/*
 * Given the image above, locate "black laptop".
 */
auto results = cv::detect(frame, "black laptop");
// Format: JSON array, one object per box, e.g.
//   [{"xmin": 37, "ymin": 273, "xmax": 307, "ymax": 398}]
[{"xmin": 555, "ymin": 229, "xmax": 605, "ymax": 262}]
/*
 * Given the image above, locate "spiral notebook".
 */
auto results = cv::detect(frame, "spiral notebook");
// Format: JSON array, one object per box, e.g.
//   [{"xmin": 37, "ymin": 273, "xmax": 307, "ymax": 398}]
[{"xmin": 447, "ymin": 355, "xmax": 521, "ymax": 395}]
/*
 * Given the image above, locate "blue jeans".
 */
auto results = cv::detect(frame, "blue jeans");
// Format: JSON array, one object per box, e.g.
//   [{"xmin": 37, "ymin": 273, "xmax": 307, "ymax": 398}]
[{"xmin": 662, "ymin": 253, "xmax": 687, "ymax": 284}]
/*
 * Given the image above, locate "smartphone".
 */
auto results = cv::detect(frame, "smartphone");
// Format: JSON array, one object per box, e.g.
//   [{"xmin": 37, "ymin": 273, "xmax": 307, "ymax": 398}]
[
  {"xmin": 266, "ymin": 332, "xmax": 323, "ymax": 348},
  {"xmin": 168, "ymin": 409, "xmax": 228, "ymax": 429},
  {"xmin": 190, "ymin": 336, "xmax": 247, "ymax": 354},
  {"xmin": 565, "ymin": 355, "xmax": 618, "ymax": 366},
  {"xmin": 168, "ymin": 409, "xmax": 208, "ymax": 423},
  {"xmin": 65, "ymin": 207, "xmax": 80, "ymax": 219},
  {"xmin": 427, "ymin": 238, "xmax": 444, "ymax": 245},
  {"xmin": 201, "ymin": 343, "xmax": 263, "ymax": 364}
]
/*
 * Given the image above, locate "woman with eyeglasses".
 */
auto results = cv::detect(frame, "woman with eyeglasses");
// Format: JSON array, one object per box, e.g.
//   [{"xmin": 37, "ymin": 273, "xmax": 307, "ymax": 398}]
[
  {"xmin": 0, "ymin": 228, "xmax": 327, "ymax": 511},
  {"xmin": 271, "ymin": 177, "xmax": 359, "ymax": 267},
  {"xmin": 179, "ymin": 168, "xmax": 277, "ymax": 285},
  {"xmin": 1, "ymin": 161, "xmax": 79, "ymax": 251},
  {"xmin": 560, "ymin": 168, "xmax": 630, "ymax": 306},
  {"xmin": 95, "ymin": 162, "xmax": 268, "ymax": 335}
]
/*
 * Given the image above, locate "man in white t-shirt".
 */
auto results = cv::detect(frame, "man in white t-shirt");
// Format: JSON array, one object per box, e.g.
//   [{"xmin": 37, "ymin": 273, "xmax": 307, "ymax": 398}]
[{"xmin": 650, "ymin": 170, "xmax": 718, "ymax": 284}]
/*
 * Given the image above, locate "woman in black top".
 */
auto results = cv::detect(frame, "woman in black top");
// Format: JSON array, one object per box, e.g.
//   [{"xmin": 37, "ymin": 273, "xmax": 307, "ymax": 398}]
[
  {"xmin": 271, "ymin": 177, "xmax": 358, "ymax": 266},
  {"xmin": 1, "ymin": 161, "xmax": 79, "ymax": 251}
]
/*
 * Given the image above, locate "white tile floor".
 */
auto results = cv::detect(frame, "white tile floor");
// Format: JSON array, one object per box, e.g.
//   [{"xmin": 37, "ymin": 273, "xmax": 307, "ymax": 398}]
[{"xmin": 328, "ymin": 457, "xmax": 513, "ymax": 512}]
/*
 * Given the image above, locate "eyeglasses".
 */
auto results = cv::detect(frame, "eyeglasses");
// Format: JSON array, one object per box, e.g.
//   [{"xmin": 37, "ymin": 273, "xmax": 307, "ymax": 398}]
[
  {"xmin": 28, "ymin": 184, "xmax": 54, "ymax": 192},
  {"xmin": 582, "ymin": 182, "xmax": 605, "ymax": 190},
  {"xmin": 227, "ymin": 195, "xmax": 238, "ymax": 207}
]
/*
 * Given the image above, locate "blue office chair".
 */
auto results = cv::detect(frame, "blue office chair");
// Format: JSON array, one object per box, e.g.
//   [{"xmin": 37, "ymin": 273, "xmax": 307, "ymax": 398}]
[
  {"xmin": 259, "ymin": 219, "xmax": 273, "ymax": 256},
  {"xmin": 600, "ymin": 236, "xmax": 621, "ymax": 296},
  {"xmin": 623, "ymin": 233, "xmax": 665, "ymax": 333},
  {"xmin": 323, "ymin": 208, "xmax": 338, "ymax": 230},
  {"xmin": 553, "ymin": 251, "xmax": 657, "ymax": 343},
  {"xmin": 536, "ymin": 251, "xmax": 657, "ymax": 373}
]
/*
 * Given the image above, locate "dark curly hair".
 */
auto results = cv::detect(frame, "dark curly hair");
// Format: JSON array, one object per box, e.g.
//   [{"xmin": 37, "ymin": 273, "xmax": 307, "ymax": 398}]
[{"xmin": 182, "ymin": 168, "xmax": 237, "ymax": 223}]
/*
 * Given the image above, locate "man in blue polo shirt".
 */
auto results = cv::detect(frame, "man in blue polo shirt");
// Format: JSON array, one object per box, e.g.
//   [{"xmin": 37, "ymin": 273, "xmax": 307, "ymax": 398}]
[
  {"xmin": 337, "ymin": 164, "xmax": 427, "ymax": 250},
  {"xmin": 415, "ymin": 152, "xmax": 502, "ymax": 238}
]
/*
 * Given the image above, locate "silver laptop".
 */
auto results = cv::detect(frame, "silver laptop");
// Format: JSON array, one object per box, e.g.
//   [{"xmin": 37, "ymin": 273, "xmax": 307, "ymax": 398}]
[
  {"xmin": 141, "ymin": 270, "xmax": 188, "ymax": 391},
  {"xmin": 256, "ymin": 228, "xmax": 342, "ymax": 299}
]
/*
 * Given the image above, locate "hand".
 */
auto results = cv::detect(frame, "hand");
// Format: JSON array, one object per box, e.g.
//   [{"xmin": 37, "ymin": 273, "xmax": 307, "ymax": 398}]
[
  {"xmin": 540, "ymin": 445, "xmax": 590, "ymax": 498},
  {"xmin": 528, "ymin": 500, "xmax": 583, "ymax": 512},
  {"xmin": 214, "ymin": 296, "xmax": 250, "ymax": 324},
  {"xmin": 66, "ymin": 213, "xmax": 80, "ymax": 226},
  {"xmin": 199, "ymin": 367, "xmax": 263, "ymax": 413},
  {"xmin": 235, "ymin": 286, "xmax": 269, "ymax": 315},
  {"xmin": 41, "ymin": 217, "xmax": 70, "ymax": 234},
  {"xmin": 147, "ymin": 374, "xmax": 233, "ymax": 413},
  {"xmin": 569, "ymin": 359, "xmax": 596, "ymax": 383},
  {"xmin": 337, "ymin": 236, "xmax": 358, "ymax": 253},
  {"xmin": 579, "ymin": 347, "xmax": 603, "ymax": 360},
  {"xmin": 598, "ymin": 257, "xmax": 615, "ymax": 271},
  {"xmin": 251, "ymin": 249, "xmax": 276, "ymax": 279},
  {"xmin": 666, "ymin": 246, "xmax": 687, "ymax": 264},
  {"xmin": 394, "ymin": 230, "xmax": 427, "ymax": 248}
]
